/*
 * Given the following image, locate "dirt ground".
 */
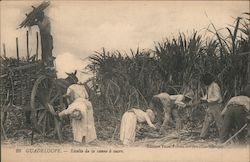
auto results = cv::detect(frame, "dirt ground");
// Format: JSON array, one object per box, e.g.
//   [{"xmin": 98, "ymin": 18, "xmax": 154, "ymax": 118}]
[
  {"xmin": 1, "ymin": 129, "xmax": 249, "ymax": 149},
  {"xmin": 1, "ymin": 110, "xmax": 249, "ymax": 148}
]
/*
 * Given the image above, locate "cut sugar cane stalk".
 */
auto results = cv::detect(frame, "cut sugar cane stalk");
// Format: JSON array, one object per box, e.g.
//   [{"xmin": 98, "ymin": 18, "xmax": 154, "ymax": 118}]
[{"xmin": 222, "ymin": 123, "xmax": 248, "ymax": 145}]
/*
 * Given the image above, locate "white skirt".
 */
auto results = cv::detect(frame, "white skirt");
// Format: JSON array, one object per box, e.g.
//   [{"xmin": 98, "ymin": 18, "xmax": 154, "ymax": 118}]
[{"xmin": 120, "ymin": 112, "xmax": 137, "ymax": 145}]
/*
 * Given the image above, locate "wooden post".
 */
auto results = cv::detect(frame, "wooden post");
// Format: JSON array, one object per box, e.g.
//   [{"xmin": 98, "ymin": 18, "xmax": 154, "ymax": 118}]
[
  {"xmin": 54, "ymin": 117, "xmax": 62, "ymax": 143},
  {"xmin": 36, "ymin": 32, "xmax": 39, "ymax": 60},
  {"xmin": 2, "ymin": 43, "xmax": 6, "ymax": 58},
  {"xmin": 26, "ymin": 30, "xmax": 30, "ymax": 61},
  {"xmin": 16, "ymin": 37, "xmax": 19, "ymax": 65}
]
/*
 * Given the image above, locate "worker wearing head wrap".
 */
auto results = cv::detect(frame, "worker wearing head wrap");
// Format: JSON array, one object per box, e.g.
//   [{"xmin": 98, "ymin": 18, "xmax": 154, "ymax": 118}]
[
  {"xmin": 150, "ymin": 89, "xmax": 194, "ymax": 135},
  {"xmin": 120, "ymin": 108, "xmax": 156, "ymax": 145},
  {"xmin": 220, "ymin": 94, "xmax": 250, "ymax": 144},
  {"xmin": 58, "ymin": 84, "xmax": 96, "ymax": 143}
]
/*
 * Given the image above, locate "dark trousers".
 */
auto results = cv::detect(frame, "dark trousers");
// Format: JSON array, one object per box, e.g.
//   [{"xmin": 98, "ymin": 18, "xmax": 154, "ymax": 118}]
[
  {"xmin": 200, "ymin": 103, "xmax": 222, "ymax": 138},
  {"xmin": 159, "ymin": 106, "xmax": 182, "ymax": 134},
  {"xmin": 40, "ymin": 34, "xmax": 54, "ymax": 66},
  {"xmin": 219, "ymin": 104, "xmax": 247, "ymax": 143}
]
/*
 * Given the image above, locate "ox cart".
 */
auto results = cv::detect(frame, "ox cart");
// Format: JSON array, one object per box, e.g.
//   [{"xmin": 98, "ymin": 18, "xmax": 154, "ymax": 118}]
[
  {"xmin": 0, "ymin": 56, "xmax": 63, "ymax": 143},
  {"xmin": 0, "ymin": 1, "xmax": 66, "ymax": 144}
]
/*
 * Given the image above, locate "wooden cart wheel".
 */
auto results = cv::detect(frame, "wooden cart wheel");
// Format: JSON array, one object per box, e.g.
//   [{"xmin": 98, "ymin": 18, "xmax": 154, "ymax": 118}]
[{"xmin": 30, "ymin": 75, "xmax": 63, "ymax": 142}]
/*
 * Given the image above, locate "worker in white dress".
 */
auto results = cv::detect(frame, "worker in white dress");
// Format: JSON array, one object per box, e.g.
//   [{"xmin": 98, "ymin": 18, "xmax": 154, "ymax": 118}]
[
  {"xmin": 57, "ymin": 84, "xmax": 96, "ymax": 143},
  {"xmin": 120, "ymin": 108, "xmax": 156, "ymax": 145}
]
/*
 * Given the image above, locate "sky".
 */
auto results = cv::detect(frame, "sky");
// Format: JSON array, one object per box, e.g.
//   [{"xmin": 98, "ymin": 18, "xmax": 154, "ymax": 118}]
[{"xmin": 0, "ymin": 1, "xmax": 248, "ymax": 81}]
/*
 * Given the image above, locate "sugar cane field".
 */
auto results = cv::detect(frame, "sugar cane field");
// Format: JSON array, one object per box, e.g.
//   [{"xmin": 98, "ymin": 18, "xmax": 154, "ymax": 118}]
[{"xmin": 1, "ymin": 1, "xmax": 250, "ymax": 148}]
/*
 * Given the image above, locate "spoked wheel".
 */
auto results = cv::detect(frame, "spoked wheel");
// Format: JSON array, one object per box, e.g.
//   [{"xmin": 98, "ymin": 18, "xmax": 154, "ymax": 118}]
[{"xmin": 30, "ymin": 75, "xmax": 63, "ymax": 143}]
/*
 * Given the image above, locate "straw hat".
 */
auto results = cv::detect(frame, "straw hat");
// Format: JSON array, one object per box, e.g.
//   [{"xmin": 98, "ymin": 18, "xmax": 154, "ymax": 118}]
[{"xmin": 146, "ymin": 109, "xmax": 155, "ymax": 122}]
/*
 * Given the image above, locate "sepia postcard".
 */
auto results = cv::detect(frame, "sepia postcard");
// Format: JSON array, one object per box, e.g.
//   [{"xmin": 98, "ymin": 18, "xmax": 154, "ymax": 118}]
[{"xmin": 1, "ymin": 0, "xmax": 250, "ymax": 162}]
